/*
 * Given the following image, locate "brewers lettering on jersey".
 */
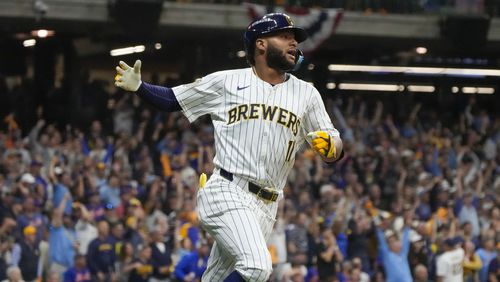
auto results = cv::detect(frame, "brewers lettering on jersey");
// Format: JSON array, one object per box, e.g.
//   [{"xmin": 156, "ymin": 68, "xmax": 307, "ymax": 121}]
[{"xmin": 114, "ymin": 12, "xmax": 343, "ymax": 282}]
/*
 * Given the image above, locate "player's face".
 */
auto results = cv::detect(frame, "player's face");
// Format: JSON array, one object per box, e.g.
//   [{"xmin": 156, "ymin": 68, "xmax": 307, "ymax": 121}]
[{"xmin": 264, "ymin": 30, "xmax": 298, "ymax": 71}]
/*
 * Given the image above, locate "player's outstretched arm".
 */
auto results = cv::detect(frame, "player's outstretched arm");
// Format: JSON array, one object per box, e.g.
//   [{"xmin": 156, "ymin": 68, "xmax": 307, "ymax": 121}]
[
  {"xmin": 307, "ymin": 131, "xmax": 343, "ymax": 163},
  {"xmin": 114, "ymin": 60, "xmax": 181, "ymax": 112}
]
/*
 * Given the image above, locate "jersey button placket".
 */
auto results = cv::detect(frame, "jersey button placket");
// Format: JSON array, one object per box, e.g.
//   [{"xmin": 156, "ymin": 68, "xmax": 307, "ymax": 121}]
[
  {"xmin": 259, "ymin": 87, "xmax": 272, "ymax": 175},
  {"xmin": 261, "ymin": 133, "xmax": 267, "ymax": 163}
]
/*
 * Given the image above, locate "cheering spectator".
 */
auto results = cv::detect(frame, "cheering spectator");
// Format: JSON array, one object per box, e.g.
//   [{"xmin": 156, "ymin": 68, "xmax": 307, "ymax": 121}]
[
  {"xmin": 85, "ymin": 192, "xmax": 105, "ymax": 222},
  {"xmin": 488, "ymin": 244, "xmax": 500, "ymax": 282},
  {"xmin": 99, "ymin": 175, "xmax": 121, "ymax": 208},
  {"xmin": 457, "ymin": 191, "xmax": 480, "ymax": 239},
  {"xmin": 347, "ymin": 212, "xmax": 372, "ymax": 273},
  {"xmin": 316, "ymin": 227, "xmax": 343, "ymax": 281},
  {"xmin": 110, "ymin": 221, "xmax": 125, "ymax": 256},
  {"xmin": 48, "ymin": 193, "xmax": 76, "ymax": 277},
  {"xmin": 127, "ymin": 244, "xmax": 154, "ymax": 282},
  {"xmin": 375, "ymin": 220, "xmax": 412, "ymax": 282},
  {"xmin": 63, "ymin": 254, "xmax": 91, "ymax": 282},
  {"xmin": 414, "ymin": 264, "xmax": 429, "ymax": 282},
  {"xmin": 45, "ymin": 271, "xmax": 60, "ymax": 282},
  {"xmin": 11, "ymin": 226, "xmax": 40, "ymax": 282},
  {"xmin": 173, "ymin": 241, "xmax": 209, "ymax": 282},
  {"xmin": 150, "ymin": 230, "xmax": 172, "ymax": 282},
  {"xmin": 286, "ymin": 212, "xmax": 309, "ymax": 267},
  {"xmin": 73, "ymin": 203, "xmax": 97, "ymax": 256},
  {"xmin": 477, "ymin": 238, "xmax": 497, "ymax": 282},
  {"xmin": 408, "ymin": 232, "xmax": 430, "ymax": 273},
  {"xmin": 463, "ymin": 240, "xmax": 482, "ymax": 282},
  {"xmin": 115, "ymin": 242, "xmax": 135, "ymax": 282},
  {"xmin": 86, "ymin": 220, "xmax": 116, "ymax": 281},
  {"xmin": 2, "ymin": 266, "xmax": 23, "ymax": 282},
  {"xmin": 15, "ymin": 196, "xmax": 47, "ymax": 243},
  {"xmin": 352, "ymin": 257, "xmax": 370, "ymax": 282},
  {"xmin": 49, "ymin": 157, "xmax": 73, "ymax": 217},
  {"xmin": 123, "ymin": 216, "xmax": 144, "ymax": 249}
]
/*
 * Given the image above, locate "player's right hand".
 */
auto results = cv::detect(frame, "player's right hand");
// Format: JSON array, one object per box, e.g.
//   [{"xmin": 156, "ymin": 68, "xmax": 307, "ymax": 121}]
[{"xmin": 114, "ymin": 60, "xmax": 142, "ymax": 92}]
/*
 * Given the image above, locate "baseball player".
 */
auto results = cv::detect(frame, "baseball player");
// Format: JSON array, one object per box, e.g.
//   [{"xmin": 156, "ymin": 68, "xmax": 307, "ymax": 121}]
[
  {"xmin": 114, "ymin": 13, "xmax": 343, "ymax": 282},
  {"xmin": 436, "ymin": 237, "xmax": 465, "ymax": 282}
]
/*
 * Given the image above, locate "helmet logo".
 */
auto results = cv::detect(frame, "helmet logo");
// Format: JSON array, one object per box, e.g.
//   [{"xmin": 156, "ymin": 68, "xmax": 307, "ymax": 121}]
[
  {"xmin": 285, "ymin": 15, "xmax": 294, "ymax": 26},
  {"xmin": 249, "ymin": 18, "xmax": 277, "ymax": 31}
]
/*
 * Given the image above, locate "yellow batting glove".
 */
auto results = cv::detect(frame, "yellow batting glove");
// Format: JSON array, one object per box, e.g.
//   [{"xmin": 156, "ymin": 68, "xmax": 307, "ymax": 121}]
[
  {"xmin": 307, "ymin": 131, "xmax": 336, "ymax": 159},
  {"xmin": 199, "ymin": 173, "xmax": 207, "ymax": 189}
]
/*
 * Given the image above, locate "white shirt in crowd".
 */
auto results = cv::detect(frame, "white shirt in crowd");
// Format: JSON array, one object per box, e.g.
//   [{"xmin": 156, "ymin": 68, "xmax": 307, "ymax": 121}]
[
  {"xmin": 436, "ymin": 247, "xmax": 465, "ymax": 282},
  {"xmin": 75, "ymin": 220, "xmax": 97, "ymax": 255}
]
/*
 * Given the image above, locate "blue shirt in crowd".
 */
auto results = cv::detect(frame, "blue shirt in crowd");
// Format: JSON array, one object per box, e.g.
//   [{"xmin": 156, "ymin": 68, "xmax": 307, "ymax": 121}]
[
  {"xmin": 376, "ymin": 227, "xmax": 412, "ymax": 282},
  {"xmin": 48, "ymin": 225, "xmax": 76, "ymax": 268},
  {"xmin": 53, "ymin": 184, "xmax": 73, "ymax": 216},
  {"xmin": 99, "ymin": 185, "xmax": 121, "ymax": 207},
  {"xmin": 174, "ymin": 251, "xmax": 208, "ymax": 281},
  {"xmin": 476, "ymin": 248, "xmax": 497, "ymax": 282},
  {"xmin": 63, "ymin": 267, "xmax": 92, "ymax": 282}
]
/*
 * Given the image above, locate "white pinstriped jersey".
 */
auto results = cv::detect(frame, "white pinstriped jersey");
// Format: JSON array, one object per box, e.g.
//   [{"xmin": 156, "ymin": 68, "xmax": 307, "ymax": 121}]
[
  {"xmin": 173, "ymin": 67, "xmax": 338, "ymax": 191},
  {"xmin": 436, "ymin": 248, "xmax": 465, "ymax": 282}
]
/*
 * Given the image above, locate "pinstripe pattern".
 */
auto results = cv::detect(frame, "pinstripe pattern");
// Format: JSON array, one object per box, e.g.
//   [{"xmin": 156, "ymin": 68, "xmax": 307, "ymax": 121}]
[
  {"xmin": 173, "ymin": 67, "xmax": 338, "ymax": 281},
  {"xmin": 198, "ymin": 174, "xmax": 277, "ymax": 282},
  {"xmin": 173, "ymin": 68, "xmax": 338, "ymax": 191}
]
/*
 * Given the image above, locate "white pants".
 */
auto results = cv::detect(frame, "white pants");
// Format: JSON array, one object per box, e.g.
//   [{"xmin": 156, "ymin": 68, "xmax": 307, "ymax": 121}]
[{"xmin": 197, "ymin": 173, "xmax": 279, "ymax": 282}]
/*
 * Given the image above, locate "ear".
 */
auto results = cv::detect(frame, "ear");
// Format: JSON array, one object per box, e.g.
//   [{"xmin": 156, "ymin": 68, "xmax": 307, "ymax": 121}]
[{"xmin": 255, "ymin": 38, "xmax": 267, "ymax": 53}]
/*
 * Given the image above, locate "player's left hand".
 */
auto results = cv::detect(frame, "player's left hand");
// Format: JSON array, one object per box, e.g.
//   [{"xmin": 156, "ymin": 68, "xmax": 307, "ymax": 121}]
[
  {"xmin": 114, "ymin": 60, "xmax": 142, "ymax": 92},
  {"xmin": 307, "ymin": 131, "xmax": 336, "ymax": 159}
]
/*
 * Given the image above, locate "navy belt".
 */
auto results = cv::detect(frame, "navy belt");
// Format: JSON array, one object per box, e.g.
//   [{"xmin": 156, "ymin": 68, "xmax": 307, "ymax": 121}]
[{"xmin": 219, "ymin": 168, "xmax": 278, "ymax": 202}]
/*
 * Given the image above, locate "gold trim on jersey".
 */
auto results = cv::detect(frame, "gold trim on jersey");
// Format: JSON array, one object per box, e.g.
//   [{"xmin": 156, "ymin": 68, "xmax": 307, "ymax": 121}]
[{"xmin": 227, "ymin": 103, "xmax": 300, "ymax": 136}]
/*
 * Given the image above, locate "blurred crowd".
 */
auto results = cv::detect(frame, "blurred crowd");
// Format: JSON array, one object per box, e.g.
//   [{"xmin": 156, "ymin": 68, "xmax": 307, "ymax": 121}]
[
  {"xmin": 0, "ymin": 72, "xmax": 499, "ymax": 282},
  {"xmin": 172, "ymin": 0, "xmax": 500, "ymax": 17}
]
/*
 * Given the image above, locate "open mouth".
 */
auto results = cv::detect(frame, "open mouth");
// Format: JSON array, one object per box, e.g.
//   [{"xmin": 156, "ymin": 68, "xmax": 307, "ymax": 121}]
[{"xmin": 287, "ymin": 50, "xmax": 296, "ymax": 59}]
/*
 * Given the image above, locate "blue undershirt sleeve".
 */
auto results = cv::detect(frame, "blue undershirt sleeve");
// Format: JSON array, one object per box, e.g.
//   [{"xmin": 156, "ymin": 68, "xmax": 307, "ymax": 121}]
[{"xmin": 136, "ymin": 81, "xmax": 181, "ymax": 112}]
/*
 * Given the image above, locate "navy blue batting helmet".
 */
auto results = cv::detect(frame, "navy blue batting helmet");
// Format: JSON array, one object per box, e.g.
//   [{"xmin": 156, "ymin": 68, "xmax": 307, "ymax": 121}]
[
  {"xmin": 244, "ymin": 13, "xmax": 308, "ymax": 45},
  {"xmin": 244, "ymin": 13, "xmax": 308, "ymax": 66}
]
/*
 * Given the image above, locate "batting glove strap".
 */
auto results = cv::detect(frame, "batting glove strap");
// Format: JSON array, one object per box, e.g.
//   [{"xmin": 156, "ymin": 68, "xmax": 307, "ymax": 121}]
[{"xmin": 308, "ymin": 131, "xmax": 337, "ymax": 159}]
